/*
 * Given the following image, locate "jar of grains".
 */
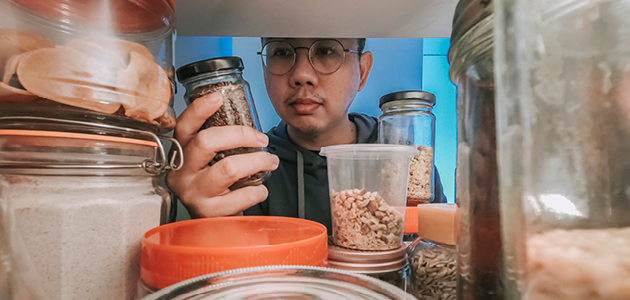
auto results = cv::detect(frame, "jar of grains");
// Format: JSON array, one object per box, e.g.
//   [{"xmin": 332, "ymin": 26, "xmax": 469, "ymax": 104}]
[
  {"xmin": 378, "ymin": 90, "xmax": 437, "ymax": 206},
  {"xmin": 327, "ymin": 239, "xmax": 411, "ymax": 292},
  {"xmin": 407, "ymin": 204, "xmax": 458, "ymax": 300},
  {"xmin": 176, "ymin": 56, "xmax": 267, "ymax": 190},
  {"xmin": 0, "ymin": 118, "xmax": 179, "ymax": 300},
  {"xmin": 448, "ymin": 0, "xmax": 504, "ymax": 298}
]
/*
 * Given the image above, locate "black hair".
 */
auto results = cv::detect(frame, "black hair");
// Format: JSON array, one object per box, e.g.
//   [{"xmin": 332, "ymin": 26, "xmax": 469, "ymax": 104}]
[{"xmin": 356, "ymin": 38, "xmax": 366, "ymax": 54}]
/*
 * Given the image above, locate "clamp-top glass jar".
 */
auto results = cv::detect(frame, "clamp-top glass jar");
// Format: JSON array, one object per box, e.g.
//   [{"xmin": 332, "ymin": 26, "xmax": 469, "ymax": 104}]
[
  {"xmin": 0, "ymin": 0, "xmax": 176, "ymax": 133},
  {"xmin": 176, "ymin": 56, "xmax": 267, "ymax": 190},
  {"xmin": 0, "ymin": 117, "xmax": 181, "ymax": 300},
  {"xmin": 378, "ymin": 90, "xmax": 437, "ymax": 206}
]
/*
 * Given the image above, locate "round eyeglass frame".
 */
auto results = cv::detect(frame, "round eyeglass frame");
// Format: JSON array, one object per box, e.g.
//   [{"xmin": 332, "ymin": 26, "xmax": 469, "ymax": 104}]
[{"xmin": 257, "ymin": 39, "xmax": 361, "ymax": 76}]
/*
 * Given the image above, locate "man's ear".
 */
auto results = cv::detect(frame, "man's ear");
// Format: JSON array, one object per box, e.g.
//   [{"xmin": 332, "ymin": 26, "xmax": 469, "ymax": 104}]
[{"xmin": 358, "ymin": 51, "xmax": 373, "ymax": 92}]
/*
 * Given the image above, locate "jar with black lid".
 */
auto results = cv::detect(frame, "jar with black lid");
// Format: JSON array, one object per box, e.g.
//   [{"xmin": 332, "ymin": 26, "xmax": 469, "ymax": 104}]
[
  {"xmin": 378, "ymin": 90, "xmax": 437, "ymax": 206},
  {"xmin": 327, "ymin": 239, "xmax": 411, "ymax": 292},
  {"xmin": 176, "ymin": 56, "xmax": 267, "ymax": 190}
]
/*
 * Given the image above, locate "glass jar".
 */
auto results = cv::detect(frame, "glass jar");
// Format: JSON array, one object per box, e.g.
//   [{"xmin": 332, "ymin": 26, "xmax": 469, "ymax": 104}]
[
  {"xmin": 0, "ymin": 118, "xmax": 178, "ymax": 300},
  {"xmin": 495, "ymin": 0, "xmax": 630, "ymax": 299},
  {"xmin": 140, "ymin": 266, "xmax": 417, "ymax": 300},
  {"xmin": 327, "ymin": 239, "xmax": 410, "ymax": 292},
  {"xmin": 0, "ymin": 0, "xmax": 176, "ymax": 133},
  {"xmin": 177, "ymin": 56, "xmax": 267, "ymax": 190},
  {"xmin": 407, "ymin": 203, "xmax": 458, "ymax": 300},
  {"xmin": 448, "ymin": 0, "xmax": 503, "ymax": 299},
  {"xmin": 378, "ymin": 90, "xmax": 437, "ymax": 206}
]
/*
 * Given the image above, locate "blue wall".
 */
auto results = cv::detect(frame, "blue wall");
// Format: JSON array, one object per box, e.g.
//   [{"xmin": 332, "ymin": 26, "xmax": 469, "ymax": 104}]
[
  {"xmin": 173, "ymin": 37, "xmax": 456, "ymax": 203},
  {"xmin": 422, "ymin": 38, "xmax": 456, "ymax": 203}
]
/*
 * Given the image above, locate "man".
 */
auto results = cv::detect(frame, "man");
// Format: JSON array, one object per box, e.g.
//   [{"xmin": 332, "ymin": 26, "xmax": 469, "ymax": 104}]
[{"xmin": 167, "ymin": 38, "xmax": 446, "ymax": 231}]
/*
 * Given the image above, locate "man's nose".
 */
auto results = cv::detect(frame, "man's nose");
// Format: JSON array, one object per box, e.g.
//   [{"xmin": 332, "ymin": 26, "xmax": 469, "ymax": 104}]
[{"xmin": 289, "ymin": 48, "xmax": 317, "ymax": 87}]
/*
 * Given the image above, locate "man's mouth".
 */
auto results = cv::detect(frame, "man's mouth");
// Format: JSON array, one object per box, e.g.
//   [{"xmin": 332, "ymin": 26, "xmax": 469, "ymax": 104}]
[{"xmin": 290, "ymin": 98, "xmax": 321, "ymax": 114}]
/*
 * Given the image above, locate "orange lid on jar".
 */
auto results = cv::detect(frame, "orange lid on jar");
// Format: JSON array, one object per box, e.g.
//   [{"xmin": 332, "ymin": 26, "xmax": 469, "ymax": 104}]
[{"xmin": 140, "ymin": 216, "xmax": 329, "ymax": 290}]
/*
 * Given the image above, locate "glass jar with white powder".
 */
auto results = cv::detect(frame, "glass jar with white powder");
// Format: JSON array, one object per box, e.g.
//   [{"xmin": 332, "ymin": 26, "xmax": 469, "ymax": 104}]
[
  {"xmin": 378, "ymin": 90, "xmax": 437, "ymax": 206},
  {"xmin": 0, "ymin": 117, "xmax": 180, "ymax": 300}
]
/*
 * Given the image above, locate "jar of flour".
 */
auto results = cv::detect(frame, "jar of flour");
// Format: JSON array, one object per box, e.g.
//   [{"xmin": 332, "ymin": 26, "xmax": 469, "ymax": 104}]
[{"xmin": 0, "ymin": 118, "xmax": 179, "ymax": 300}]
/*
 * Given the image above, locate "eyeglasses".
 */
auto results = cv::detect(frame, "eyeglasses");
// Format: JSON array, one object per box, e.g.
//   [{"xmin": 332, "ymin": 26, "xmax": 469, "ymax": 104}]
[{"xmin": 257, "ymin": 39, "xmax": 361, "ymax": 76}]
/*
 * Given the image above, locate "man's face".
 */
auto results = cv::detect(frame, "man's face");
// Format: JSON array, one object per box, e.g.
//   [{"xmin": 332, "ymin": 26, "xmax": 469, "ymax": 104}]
[{"xmin": 262, "ymin": 38, "xmax": 372, "ymax": 135}]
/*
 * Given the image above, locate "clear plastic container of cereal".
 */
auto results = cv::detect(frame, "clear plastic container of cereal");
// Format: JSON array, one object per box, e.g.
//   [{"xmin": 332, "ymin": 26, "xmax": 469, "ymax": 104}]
[
  {"xmin": 378, "ymin": 90, "xmax": 437, "ymax": 206},
  {"xmin": 407, "ymin": 203, "xmax": 457, "ymax": 300},
  {"xmin": 320, "ymin": 144, "xmax": 418, "ymax": 251},
  {"xmin": 0, "ymin": 0, "xmax": 176, "ymax": 133}
]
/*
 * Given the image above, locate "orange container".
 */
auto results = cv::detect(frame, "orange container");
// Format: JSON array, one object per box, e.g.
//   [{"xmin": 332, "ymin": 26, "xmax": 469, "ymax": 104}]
[{"xmin": 140, "ymin": 216, "xmax": 328, "ymax": 290}]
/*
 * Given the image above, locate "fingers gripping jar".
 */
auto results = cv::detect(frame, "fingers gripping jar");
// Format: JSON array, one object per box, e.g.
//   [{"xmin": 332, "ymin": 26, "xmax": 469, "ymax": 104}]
[
  {"xmin": 176, "ymin": 56, "xmax": 267, "ymax": 190},
  {"xmin": 378, "ymin": 90, "xmax": 437, "ymax": 206}
]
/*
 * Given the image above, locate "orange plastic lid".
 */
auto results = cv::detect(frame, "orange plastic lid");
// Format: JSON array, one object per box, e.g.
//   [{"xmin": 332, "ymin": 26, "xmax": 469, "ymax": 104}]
[
  {"xmin": 417, "ymin": 203, "xmax": 458, "ymax": 245},
  {"xmin": 140, "ymin": 216, "xmax": 329, "ymax": 290},
  {"xmin": 404, "ymin": 206, "xmax": 418, "ymax": 234}
]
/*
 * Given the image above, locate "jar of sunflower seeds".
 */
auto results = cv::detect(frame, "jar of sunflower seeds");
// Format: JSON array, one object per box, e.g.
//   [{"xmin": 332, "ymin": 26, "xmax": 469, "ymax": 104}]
[{"xmin": 407, "ymin": 203, "xmax": 457, "ymax": 300}]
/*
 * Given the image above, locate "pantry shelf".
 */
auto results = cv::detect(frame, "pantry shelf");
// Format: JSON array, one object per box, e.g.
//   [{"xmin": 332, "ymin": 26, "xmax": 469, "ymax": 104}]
[{"xmin": 174, "ymin": 0, "xmax": 458, "ymax": 38}]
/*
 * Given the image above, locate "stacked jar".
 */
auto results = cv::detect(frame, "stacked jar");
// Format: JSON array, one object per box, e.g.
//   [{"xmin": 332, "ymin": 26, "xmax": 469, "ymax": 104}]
[
  {"xmin": 378, "ymin": 90, "xmax": 437, "ymax": 206},
  {"xmin": 407, "ymin": 203, "xmax": 458, "ymax": 300},
  {"xmin": 0, "ymin": 0, "xmax": 179, "ymax": 299},
  {"xmin": 176, "ymin": 56, "xmax": 268, "ymax": 190}
]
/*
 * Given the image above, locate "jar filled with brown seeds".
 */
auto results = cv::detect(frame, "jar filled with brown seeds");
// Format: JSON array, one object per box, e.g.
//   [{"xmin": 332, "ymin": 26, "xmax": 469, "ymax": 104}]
[{"xmin": 176, "ymin": 56, "xmax": 268, "ymax": 190}]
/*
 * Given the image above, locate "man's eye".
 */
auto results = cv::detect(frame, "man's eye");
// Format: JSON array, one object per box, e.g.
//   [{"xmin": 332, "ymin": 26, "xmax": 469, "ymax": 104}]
[
  {"xmin": 272, "ymin": 48, "xmax": 292, "ymax": 57},
  {"xmin": 315, "ymin": 47, "xmax": 337, "ymax": 56}
]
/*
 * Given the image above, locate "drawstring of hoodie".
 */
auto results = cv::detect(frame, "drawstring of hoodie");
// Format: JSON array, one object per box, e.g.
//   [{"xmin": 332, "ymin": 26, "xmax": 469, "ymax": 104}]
[{"xmin": 296, "ymin": 150, "xmax": 305, "ymax": 219}]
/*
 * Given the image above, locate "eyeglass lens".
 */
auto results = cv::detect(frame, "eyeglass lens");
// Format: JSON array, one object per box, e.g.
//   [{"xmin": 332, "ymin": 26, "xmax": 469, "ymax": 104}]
[{"xmin": 261, "ymin": 40, "xmax": 346, "ymax": 75}]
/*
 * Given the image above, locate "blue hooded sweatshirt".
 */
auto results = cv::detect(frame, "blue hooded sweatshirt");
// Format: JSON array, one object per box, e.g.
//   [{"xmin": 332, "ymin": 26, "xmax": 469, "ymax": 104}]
[{"xmin": 244, "ymin": 112, "xmax": 447, "ymax": 233}]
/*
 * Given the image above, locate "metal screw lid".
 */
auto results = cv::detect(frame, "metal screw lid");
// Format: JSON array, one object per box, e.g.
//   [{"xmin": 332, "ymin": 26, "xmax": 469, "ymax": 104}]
[
  {"xmin": 176, "ymin": 56, "xmax": 244, "ymax": 82},
  {"xmin": 378, "ymin": 90, "xmax": 437, "ymax": 108},
  {"xmin": 327, "ymin": 242, "xmax": 408, "ymax": 273}
]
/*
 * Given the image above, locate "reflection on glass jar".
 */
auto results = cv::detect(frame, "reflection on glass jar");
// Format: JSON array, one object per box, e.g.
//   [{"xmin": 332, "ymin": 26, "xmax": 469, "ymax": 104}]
[
  {"xmin": 495, "ymin": 0, "xmax": 630, "ymax": 299},
  {"xmin": 448, "ymin": 0, "xmax": 504, "ymax": 299}
]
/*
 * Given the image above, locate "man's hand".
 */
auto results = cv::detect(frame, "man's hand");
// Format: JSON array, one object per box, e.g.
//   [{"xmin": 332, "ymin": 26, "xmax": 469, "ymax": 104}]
[{"xmin": 166, "ymin": 92, "xmax": 279, "ymax": 218}]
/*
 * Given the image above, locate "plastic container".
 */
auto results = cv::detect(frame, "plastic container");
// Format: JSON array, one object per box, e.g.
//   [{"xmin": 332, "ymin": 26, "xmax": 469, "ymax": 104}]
[
  {"xmin": 320, "ymin": 144, "xmax": 418, "ymax": 251},
  {"xmin": 0, "ymin": 122, "xmax": 174, "ymax": 300},
  {"xmin": 407, "ymin": 204, "xmax": 458, "ymax": 300},
  {"xmin": 495, "ymin": 0, "xmax": 630, "ymax": 299},
  {"xmin": 378, "ymin": 90, "xmax": 437, "ymax": 206},
  {"xmin": 138, "ymin": 216, "xmax": 328, "ymax": 297},
  {"xmin": 139, "ymin": 265, "xmax": 417, "ymax": 300},
  {"xmin": 176, "ymin": 56, "xmax": 267, "ymax": 190},
  {"xmin": 0, "ymin": 0, "xmax": 176, "ymax": 133},
  {"xmin": 328, "ymin": 240, "xmax": 411, "ymax": 292},
  {"xmin": 448, "ymin": 0, "xmax": 503, "ymax": 298}
]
